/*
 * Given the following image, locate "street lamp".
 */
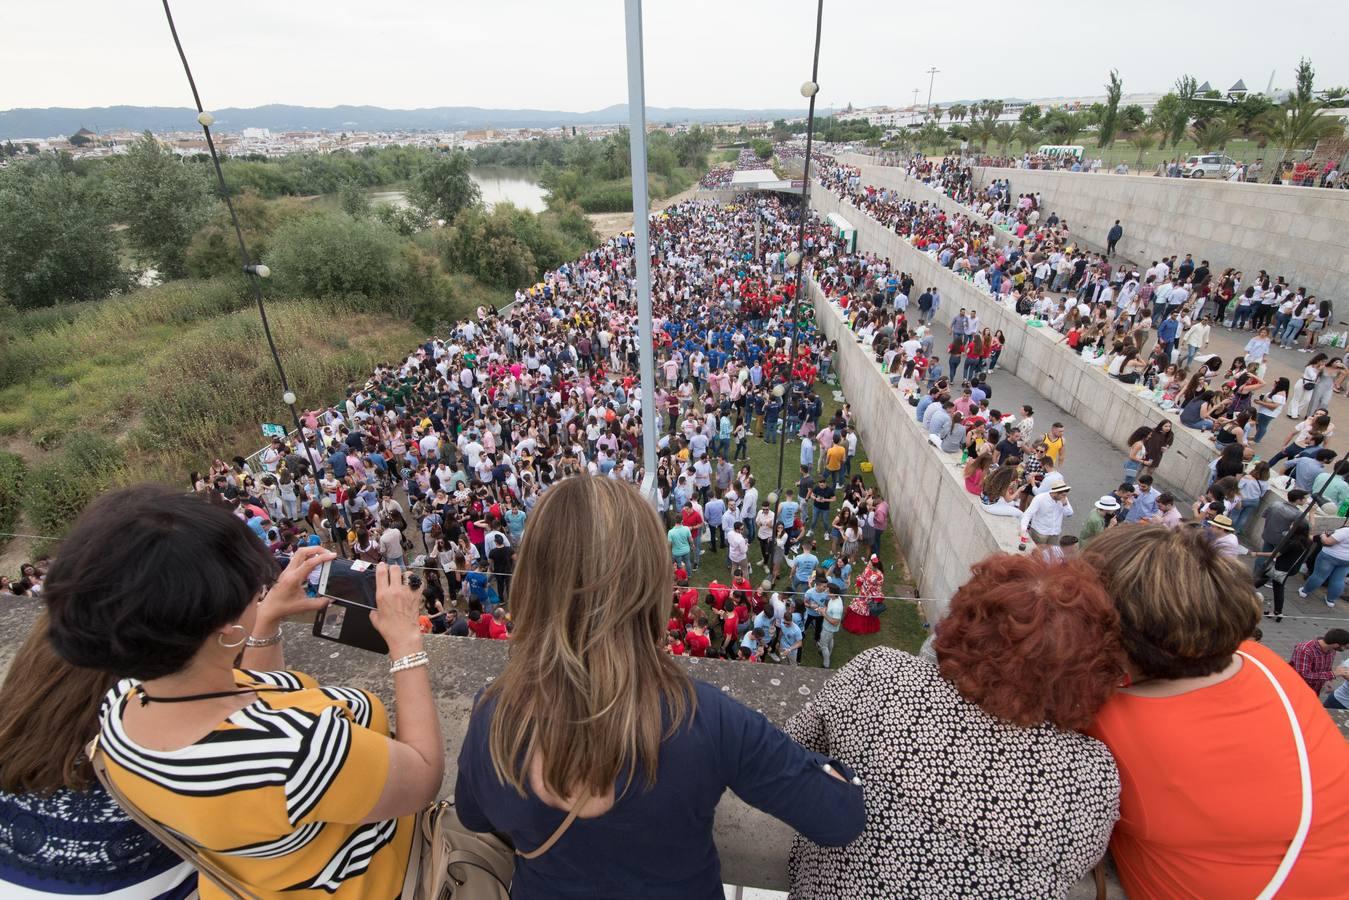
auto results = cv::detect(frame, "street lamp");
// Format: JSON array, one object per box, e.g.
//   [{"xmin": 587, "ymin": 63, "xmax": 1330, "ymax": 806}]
[{"xmin": 776, "ymin": 0, "xmax": 824, "ymax": 497}]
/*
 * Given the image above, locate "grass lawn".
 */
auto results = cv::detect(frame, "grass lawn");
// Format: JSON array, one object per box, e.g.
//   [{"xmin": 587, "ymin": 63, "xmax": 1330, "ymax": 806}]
[{"xmin": 681, "ymin": 379, "xmax": 927, "ymax": 670}]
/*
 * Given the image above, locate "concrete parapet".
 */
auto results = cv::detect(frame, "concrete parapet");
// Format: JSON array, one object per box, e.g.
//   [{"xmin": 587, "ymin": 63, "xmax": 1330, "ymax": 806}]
[
  {"xmin": 967, "ymin": 165, "xmax": 1349, "ymax": 310},
  {"xmin": 809, "ymin": 279, "xmax": 1022, "ymax": 600},
  {"xmin": 809, "ymin": 185, "xmax": 1219, "ymax": 500}
]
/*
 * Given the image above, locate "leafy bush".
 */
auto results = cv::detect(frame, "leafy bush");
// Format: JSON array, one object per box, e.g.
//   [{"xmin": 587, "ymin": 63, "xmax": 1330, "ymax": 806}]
[
  {"xmin": 0, "ymin": 451, "xmax": 24, "ymax": 547},
  {"xmin": 0, "ymin": 166, "xmax": 128, "ymax": 308},
  {"xmin": 186, "ymin": 191, "xmax": 309, "ymax": 278},
  {"xmin": 24, "ymin": 434, "xmax": 126, "ymax": 538},
  {"xmin": 267, "ymin": 211, "xmax": 409, "ymax": 299}
]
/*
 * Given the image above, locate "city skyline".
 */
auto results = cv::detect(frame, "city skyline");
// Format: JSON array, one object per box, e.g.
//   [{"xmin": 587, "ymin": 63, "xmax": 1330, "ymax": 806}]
[{"xmin": 5, "ymin": 0, "xmax": 1347, "ymax": 114}]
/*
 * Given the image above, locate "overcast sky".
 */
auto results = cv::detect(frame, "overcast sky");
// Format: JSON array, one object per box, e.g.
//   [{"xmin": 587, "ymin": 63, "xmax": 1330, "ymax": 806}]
[{"xmin": 5, "ymin": 0, "xmax": 1347, "ymax": 112}]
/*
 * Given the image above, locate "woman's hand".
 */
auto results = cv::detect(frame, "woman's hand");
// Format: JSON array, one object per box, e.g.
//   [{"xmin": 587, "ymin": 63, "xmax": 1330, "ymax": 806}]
[
  {"xmin": 256, "ymin": 545, "xmax": 335, "ymax": 632},
  {"xmin": 370, "ymin": 563, "xmax": 425, "ymax": 658}
]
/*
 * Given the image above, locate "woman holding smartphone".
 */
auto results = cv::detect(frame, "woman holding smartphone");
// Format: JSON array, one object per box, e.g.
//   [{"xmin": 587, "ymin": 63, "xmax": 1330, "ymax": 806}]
[{"xmin": 44, "ymin": 485, "xmax": 441, "ymax": 898}]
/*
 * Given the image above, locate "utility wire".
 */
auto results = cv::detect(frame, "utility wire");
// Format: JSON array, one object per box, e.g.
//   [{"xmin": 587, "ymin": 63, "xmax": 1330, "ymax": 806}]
[{"xmin": 158, "ymin": 0, "xmax": 324, "ymax": 478}]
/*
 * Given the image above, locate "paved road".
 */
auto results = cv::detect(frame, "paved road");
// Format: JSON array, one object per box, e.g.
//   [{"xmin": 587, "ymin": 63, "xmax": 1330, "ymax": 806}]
[
  {"xmin": 1053, "ymin": 232, "xmax": 1349, "ymax": 460},
  {"xmin": 915, "ymin": 314, "xmax": 1347, "ymax": 663},
  {"xmin": 918, "ymin": 315, "xmax": 1192, "ymax": 534}
]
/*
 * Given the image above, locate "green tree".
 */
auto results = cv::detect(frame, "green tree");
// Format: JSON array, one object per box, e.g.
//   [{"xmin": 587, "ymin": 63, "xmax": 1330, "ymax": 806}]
[
  {"xmin": 0, "ymin": 168, "xmax": 126, "ymax": 308},
  {"xmin": 1295, "ymin": 57, "xmax": 1316, "ymax": 105},
  {"xmin": 186, "ymin": 191, "xmax": 308, "ymax": 278},
  {"xmin": 948, "ymin": 103, "xmax": 969, "ymax": 123},
  {"xmin": 1018, "ymin": 104, "xmax": 1041, "ymax": 126},
  {"xmin": 1232, "ymin": 94, "xmax": 1275, "ymax": 137},
  {"xmin": 438, "ymin": 206, "xmax": 537, "ymax": 289},
  {"xmin": 1192, "ymin": 116, "xmax": 1240, "ymax": 151},
  {"xmin": 968, "ymin": 118, "xmax": 996, "ymax": 151},
  {"xmin": 1040, "ymin": 109, "xmax": 1084, "ymax": 144},
  {"xmin": 751, "ymin": 138, "xmax": 774, "ymax": 160},
  {"xmin": 1119, "ymin": 104, "xmax": 1147, "ymax": 132},
  {"xmin": 68, "ymin": 131, "xmax": 92, "ymax": 147},
  {"xmin": 674, "ymin": 125, "xmax": 713, "ymax": 168},
  {"xmin": 338, "ymin": 179, "xmax": 371, "ymax": 218},
  {"xmin": 267, "ymin": 211, "xmax": 409, "ymax": 298},
  {"xmin": 1168, "ymin": 76, "xmax": 1198, "ymax": 147},
  {"xmin": 408, "ymin": 151, "xmax": 480, "ymax": 223},
  {"xmin": 1253, "ymin": 101, "xmax": 1346, "ymax": 177},
  {"xmin": 993, "ymin": 123, "xmax": 1016, "ymax": 155},
  {"xmin": 108, "ymin": 133, "xmax": 213, "ymax": 279},
  {"xmin": 1098, "ymin": 70, "xmax": 1124, "ymax": 148},
  {"xmin": 1127, "ymin": 125, "xmax": 1162, "ymax": 167},
  {"xmin": 1012, "ymin": 124, "xmax": 1041, "ymax": 153},
  {"xmin": 918, "ymin": 122, "xmax": 947, "ymax": 153}
]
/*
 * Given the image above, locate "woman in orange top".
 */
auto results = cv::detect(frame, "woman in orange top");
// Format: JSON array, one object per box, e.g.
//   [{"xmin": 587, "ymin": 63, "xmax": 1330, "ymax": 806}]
[{"xmin": 1082, "ymin": 526, "xmax": 1349, "ymax": 899}]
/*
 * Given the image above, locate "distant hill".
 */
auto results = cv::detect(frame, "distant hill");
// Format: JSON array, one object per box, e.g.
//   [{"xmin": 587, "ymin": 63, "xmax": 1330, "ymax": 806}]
[{"xmin": 0, "ymin": 104, "xmax": 819, "ymax": 139}]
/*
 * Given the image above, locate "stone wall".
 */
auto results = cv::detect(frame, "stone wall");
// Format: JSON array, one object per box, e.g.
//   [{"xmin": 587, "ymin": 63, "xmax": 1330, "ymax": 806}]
[
  {"xmin": 0, "ymin": 600, "xmax": 823, "ymax": 893},
  {"xmin": 809, "ymin": 280, "xmax": 1022, "ymax": 599},
  {"xmin": 809, "ymin": 184, "xmax": 1219, "ymax": 500},
  {"xmin": 968, "ymin": 165, "xmax": 1349, "ymax": 309}
]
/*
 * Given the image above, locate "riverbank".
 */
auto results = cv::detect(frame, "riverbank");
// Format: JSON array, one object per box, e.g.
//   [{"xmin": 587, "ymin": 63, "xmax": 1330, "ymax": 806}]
[{"xmin": 587, "ymin": 183, "xmax": 703, "ymax": 238}]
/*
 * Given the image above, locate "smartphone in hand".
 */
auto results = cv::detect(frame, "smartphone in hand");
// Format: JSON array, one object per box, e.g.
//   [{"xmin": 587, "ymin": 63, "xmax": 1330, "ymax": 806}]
[{"xmin": 311, "ymin": 557, "xmax": 389, "ymax": 654}]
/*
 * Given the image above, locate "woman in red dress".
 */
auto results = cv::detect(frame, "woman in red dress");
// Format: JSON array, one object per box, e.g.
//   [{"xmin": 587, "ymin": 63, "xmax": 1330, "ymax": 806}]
[{"xmin": 843, "ymin": 555, "xmax": 885, "ymax": 635}]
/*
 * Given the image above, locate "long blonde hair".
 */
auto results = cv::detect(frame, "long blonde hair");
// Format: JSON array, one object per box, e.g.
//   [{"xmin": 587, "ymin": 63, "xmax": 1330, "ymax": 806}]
[{"xmin": 486, "ymin": 476, "xmax": 695, "ymax": 799}]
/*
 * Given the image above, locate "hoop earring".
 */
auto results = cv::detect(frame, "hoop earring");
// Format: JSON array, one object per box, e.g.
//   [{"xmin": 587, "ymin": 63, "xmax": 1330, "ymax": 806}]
[{"xmin": 218, "ymin": 625, "xmax": 247, "ymax": 649}]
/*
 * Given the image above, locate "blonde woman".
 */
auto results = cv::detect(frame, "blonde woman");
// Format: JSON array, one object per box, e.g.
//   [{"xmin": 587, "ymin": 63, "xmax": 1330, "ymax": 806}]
[{"xmin": 454, "ymin": 477, "xmax": 864, "ymax": 898}]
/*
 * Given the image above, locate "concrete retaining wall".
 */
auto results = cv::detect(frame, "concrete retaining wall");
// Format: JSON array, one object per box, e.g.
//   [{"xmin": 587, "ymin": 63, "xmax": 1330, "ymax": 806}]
[
  {"xmin": 967, "ymin": 165, "xmax": 1349, "ymax": 308},
  {"xmin": 809, "ymin": 279, "xmax": 1021, "ymax": 600},
  {"xmin": 809, "ymin": 186, "xmax": 1218, "ymax": 500}
]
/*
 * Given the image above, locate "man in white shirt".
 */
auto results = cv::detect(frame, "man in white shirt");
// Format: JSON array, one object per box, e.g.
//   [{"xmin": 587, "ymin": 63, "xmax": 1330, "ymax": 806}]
[
  {"xmin": 1182, "ymin": 316, "xmax": 1212, "ymax": 367},
  {"xmin": 1021, "ymin": 484, "xmax": 1074, "ymax": 545},
  {"xmin": 726, "ymin": 521, "xmax": 750, "ymax": 577}
]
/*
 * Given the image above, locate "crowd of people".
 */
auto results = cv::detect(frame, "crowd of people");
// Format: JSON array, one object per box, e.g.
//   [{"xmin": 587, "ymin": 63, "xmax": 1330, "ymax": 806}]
[
  {"xmin": 810, "ymin": 153, "xmax": 1349, "ymax": 628},
  {"xmin": 1, "ymin": 150, "xmax": 1348, "ymax": 898},
  {"xmin": 0, "ymin": 191, "xmax": 906, "ymax": 672},
  {"xmin": 815, "ymin": 154, "xmax": 1347, "ymax": 462},
  {"xmin": 698, "ymin": 148, "xmax": 771, "ymax": 188}
]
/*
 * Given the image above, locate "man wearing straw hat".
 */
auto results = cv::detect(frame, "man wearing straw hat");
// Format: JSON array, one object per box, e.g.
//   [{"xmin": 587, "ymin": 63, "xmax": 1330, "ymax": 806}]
[{"xmin": 1021, "ymin": 482, "xmax": 1074, "ymax": 546}]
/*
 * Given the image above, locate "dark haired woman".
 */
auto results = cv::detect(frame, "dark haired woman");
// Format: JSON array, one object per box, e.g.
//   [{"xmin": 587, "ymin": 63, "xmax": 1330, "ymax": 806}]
[
  {"xmin": 787, "ymin": 553, "xmax": 1122, "ymax": 898},
  {"xmin": 1141, "ymin": 420, "xmax": 1174, "ymax": 478},
  {"xmin": 0, "ymin": 617, "xmax": 196, "ymax": 898},
  {"xmin": 43, "ymin": 485, "xmax": 442, "ymax": 897}
]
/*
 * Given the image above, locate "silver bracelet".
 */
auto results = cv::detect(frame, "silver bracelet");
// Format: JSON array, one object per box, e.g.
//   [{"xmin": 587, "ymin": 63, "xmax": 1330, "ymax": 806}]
[
  {"xmin": 244, "ymin": 631, "xmax": 283, "ymax": 648},
  {"xmin": 389, "ymin": 651, "xmax": 429, "ymax": 674}
]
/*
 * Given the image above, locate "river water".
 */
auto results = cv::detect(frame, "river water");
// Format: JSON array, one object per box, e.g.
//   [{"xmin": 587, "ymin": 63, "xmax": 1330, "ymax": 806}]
[{"xmin": 370, "ymin": 168, "xmax": 548, "ymax": 214}]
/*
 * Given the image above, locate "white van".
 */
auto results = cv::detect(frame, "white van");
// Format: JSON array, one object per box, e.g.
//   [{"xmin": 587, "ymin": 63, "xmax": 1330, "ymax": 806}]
[{"xmin": 1181, "ymin": 154, "xmax": 1238, "ymax": 178}]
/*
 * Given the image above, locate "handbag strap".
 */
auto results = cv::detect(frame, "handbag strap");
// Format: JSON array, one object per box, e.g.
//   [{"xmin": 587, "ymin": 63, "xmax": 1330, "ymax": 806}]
[
  {"xmin": 1235, "ymin": 650, "xmax": 1313, "ymax": 899},
  {"xmin": 515, "ymin": 798, "xmax": 583, "ymax": 861},
  {"xmin": 86, "ymin": 737, "xmax": 261, "ymax": 900}
]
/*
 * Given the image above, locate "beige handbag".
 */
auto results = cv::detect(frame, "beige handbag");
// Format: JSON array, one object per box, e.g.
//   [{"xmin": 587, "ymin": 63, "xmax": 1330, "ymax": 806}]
[{"xmin": 88, "ymin": 737, "xmax": 579, "ymax": 899}]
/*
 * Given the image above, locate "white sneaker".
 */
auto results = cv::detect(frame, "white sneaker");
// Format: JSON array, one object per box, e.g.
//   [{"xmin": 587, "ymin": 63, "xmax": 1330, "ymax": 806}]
[
  {"xmin": 1327, "ymin": 600, "xmax": 1337, "ymax": 609},
  {"xmin": 1298, "ymin": 588, "xmax": 1309, "ymax": 599}
]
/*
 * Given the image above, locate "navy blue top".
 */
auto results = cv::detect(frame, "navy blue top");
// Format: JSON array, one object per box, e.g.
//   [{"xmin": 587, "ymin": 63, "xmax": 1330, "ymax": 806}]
[
  {"xmin": 0, "ymin": 784, "xmax": 195, "ymax": 898},
  {"xmin": 455, "ymin": 680, "xmax": 865, "ymax": 899}
]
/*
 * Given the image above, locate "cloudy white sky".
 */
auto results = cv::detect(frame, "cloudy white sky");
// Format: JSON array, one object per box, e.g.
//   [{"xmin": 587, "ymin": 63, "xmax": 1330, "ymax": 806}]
[{"xmin": 5, "ymin": 0, "xmax": 1346, "ymax": 111}]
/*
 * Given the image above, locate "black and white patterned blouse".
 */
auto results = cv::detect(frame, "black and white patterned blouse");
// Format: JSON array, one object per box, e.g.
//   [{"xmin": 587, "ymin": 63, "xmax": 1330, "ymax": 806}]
[{"xmin": 786, "ymin": 647, "xmax": 1119, "ymax": 899}]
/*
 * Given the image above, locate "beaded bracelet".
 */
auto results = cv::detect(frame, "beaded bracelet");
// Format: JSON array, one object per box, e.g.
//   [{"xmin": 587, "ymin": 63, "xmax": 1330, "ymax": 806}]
[{"xmin": 389, "ymin": 651, "xmax": 430, "ymax": 674}]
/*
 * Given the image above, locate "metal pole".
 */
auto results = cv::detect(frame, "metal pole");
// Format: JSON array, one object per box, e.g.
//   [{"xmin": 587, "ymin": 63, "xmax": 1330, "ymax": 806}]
[
  {"xmin": 777, "ymin": 0, "xmax": 825, "ymax": 496},
  {"xmin": 925, "ymin": 66, "xmax": 940, "ymax": 113},
  {"xmin": 624, "ymin": 0, "xmax": 659, "ymax": 503}
]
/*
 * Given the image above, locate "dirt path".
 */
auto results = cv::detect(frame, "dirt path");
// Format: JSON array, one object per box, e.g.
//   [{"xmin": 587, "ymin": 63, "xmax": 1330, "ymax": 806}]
[{"xmin": 587, "ymin": 184, "xmax": 704, "ymax": 239}]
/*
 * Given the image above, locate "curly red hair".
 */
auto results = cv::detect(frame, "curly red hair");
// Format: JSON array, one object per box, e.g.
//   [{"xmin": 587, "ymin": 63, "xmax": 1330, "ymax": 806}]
[{"xmin": 934, "ymin": 553, "xmax": 1123, "ymax": 731}]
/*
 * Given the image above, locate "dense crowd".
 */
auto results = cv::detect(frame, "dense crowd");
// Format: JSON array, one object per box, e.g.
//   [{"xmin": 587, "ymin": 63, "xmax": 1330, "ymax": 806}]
[
  {"xmin": 77, "ymin": 192, "xmax": 900, "ymax": 667},
  {"xmin": 3, "ymin": 164, "xmax": 1349, "ymax": 900}
]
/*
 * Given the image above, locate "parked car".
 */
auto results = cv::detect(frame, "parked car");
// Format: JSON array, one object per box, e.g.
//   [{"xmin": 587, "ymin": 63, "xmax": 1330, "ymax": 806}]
[{"xmin": 1181, "ymin": 154, "xmax": 1238, "ymax": 178}]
